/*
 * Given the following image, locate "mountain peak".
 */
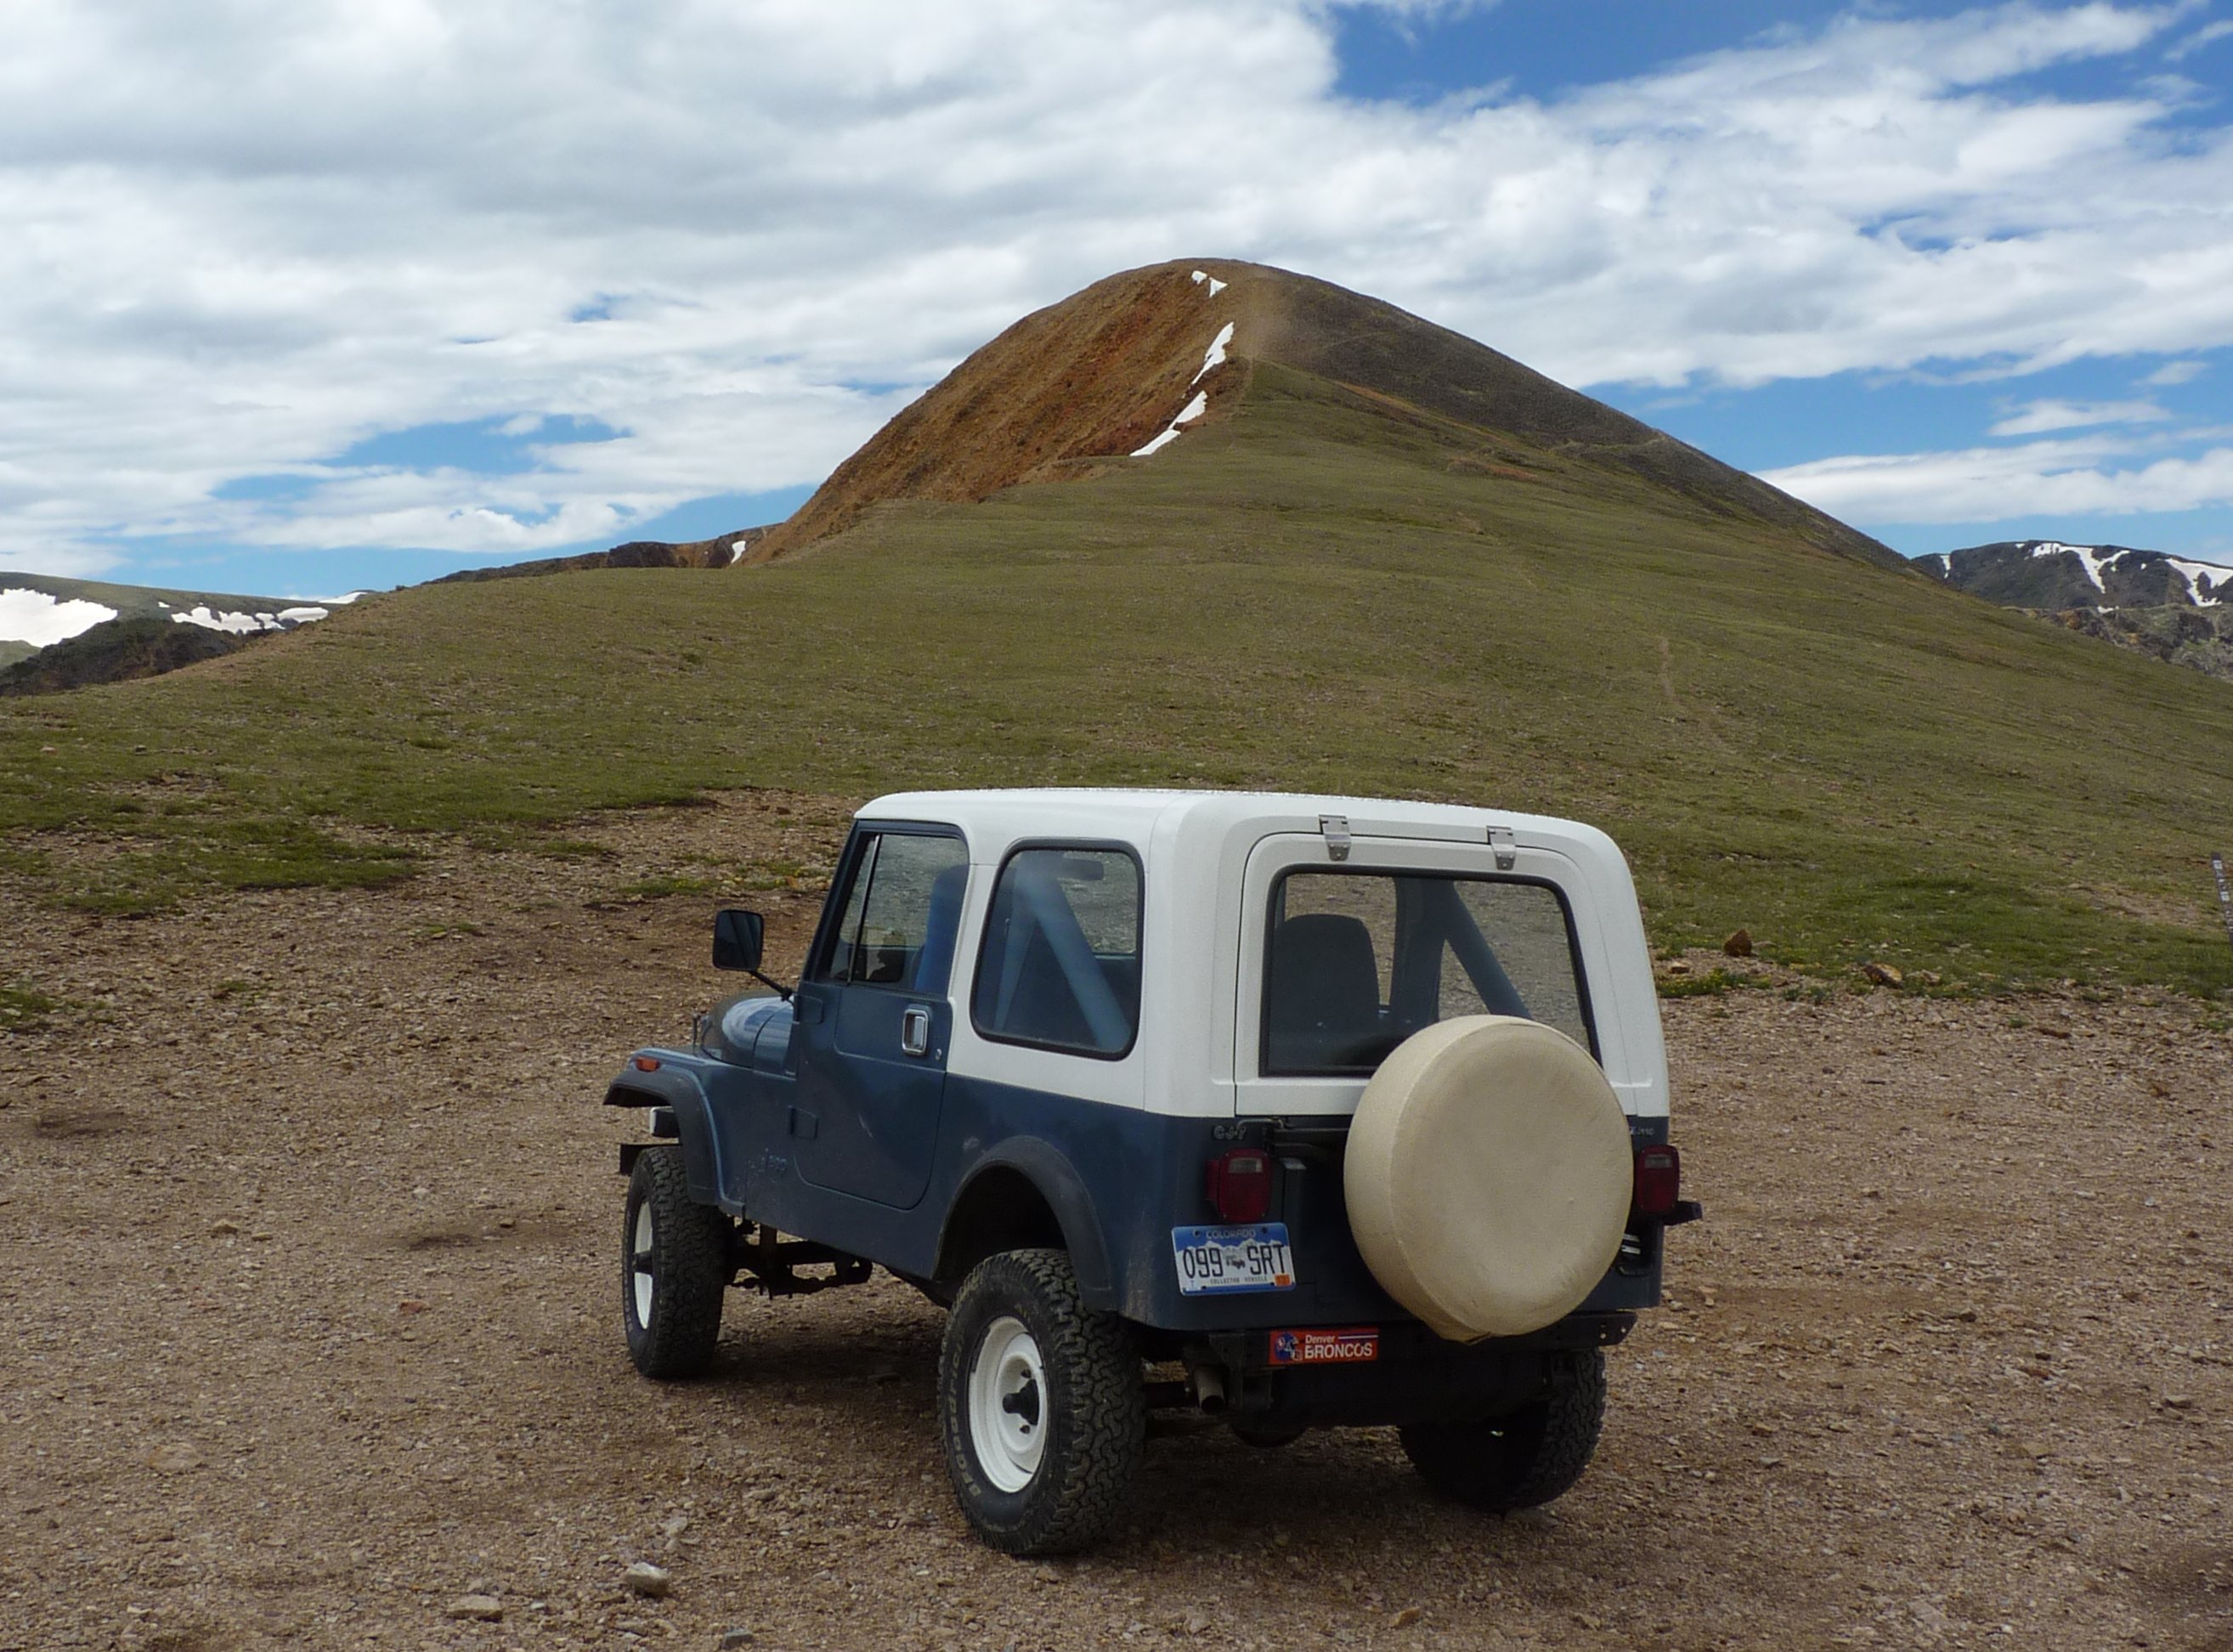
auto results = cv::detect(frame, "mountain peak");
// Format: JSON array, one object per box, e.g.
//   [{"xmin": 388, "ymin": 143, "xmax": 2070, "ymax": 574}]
[{"xmin": 749, "ymin": 259, "xmax": 1902, "ymax": 569}]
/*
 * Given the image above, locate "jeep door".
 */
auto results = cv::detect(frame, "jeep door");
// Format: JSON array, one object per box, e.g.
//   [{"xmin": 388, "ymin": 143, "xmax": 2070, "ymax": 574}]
[{"xmin": 789, "ymin": 825, "xmax": 970, "ymax": 1208}]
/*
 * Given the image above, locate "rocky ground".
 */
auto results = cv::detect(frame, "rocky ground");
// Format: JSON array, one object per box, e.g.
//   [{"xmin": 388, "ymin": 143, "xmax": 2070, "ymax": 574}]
[{"xmin": 3, "ymin": 791, "xmax": 2228, "ymax": 1652}]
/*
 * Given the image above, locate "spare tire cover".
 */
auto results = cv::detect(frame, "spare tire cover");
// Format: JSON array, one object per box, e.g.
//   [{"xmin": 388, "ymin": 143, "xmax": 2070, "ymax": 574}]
[{"xmin": 1344, "ymin": 1015, "xmax": 1631, "ymax": 1343}]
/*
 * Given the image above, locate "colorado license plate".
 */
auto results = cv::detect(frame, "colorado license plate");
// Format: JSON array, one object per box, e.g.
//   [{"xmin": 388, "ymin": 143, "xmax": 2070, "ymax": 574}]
[{"xmin": 1171, "ymin": 1224, "xmax": 1295, "ymax": 1295}]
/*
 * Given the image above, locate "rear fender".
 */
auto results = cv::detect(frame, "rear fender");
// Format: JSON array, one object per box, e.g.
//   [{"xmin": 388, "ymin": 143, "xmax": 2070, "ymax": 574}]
[
  {"xmin": 602, "ymin": 1056, "xmax": 722, "ymax": 1207},
  {"xmin": 940, "ymin": 1138, "xmax": 1116, "ymax": 1310}
]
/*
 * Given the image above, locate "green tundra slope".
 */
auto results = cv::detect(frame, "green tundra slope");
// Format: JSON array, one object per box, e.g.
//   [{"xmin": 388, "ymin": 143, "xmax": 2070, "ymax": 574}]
[{"xmin": 3, "ymin": 276, "xmax": 2230, "ymax": 993}]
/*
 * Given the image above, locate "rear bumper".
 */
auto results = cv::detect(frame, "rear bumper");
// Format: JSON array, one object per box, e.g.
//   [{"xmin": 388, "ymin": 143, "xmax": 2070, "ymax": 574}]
[{"xmin": 1181, "ymin": 1313, "xmax": 1632, "ymax": 1428}]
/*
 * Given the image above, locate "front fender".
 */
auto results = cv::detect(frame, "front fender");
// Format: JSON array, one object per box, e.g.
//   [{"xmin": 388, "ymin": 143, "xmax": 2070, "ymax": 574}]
[
  {"xmin": 943, "ymin": 1136, "xmax": 1118, "ymax": 1310},
  {"xmin": 602, "ymin": 1050, "xmax": 724, "ymax": 1208}
]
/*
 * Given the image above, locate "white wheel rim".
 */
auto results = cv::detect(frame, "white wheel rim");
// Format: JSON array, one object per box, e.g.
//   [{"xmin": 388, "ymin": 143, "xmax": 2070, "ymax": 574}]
[
  {"xmin": 630, "ymin": 1201, "xmax": 655, "ymax": 1326},
  {"xmin": 968, "ymin": 1315, "xmax": 1048, "ymax": 1493}
]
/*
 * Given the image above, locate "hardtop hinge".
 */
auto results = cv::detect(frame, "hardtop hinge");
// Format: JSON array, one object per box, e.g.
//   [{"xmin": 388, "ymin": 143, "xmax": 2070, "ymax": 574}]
[
  {"xmin": 1319, "ymin": 815, "xmax": 1352, "ymax": 862},
  {"xmin": 1487, "ymin": 824, "xmax": 1517, "ymax": 869}
]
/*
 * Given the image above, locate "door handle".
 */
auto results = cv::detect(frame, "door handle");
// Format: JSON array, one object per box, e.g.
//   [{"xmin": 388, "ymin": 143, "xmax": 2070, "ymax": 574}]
[{"xmin": 901, "ymin": 1004, "xmax": 932, "ymax": 1058}]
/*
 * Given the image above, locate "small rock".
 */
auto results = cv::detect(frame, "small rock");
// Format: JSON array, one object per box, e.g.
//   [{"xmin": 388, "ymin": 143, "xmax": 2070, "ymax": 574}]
[
  {"xmin": 624, "ymin": 1561, "xmax": 672, "ymax": 1598},
  {"xmin": 1392, "ymin": 1606, "xmax": 1423, "ymax": 1628},
  {"xmin": 718, "ymin": 1632, "xmax": 756, "ymax": 1649},
  {"xmin": 1917, "ymin": 970, "xmax": 1942, "ymax": 987},
  {"xmin": 444, "ymin": 1594, "xmax": 503, "ymax": 1621},
  {"xmin": 208, "ymin": 1219, "xmax": 240, "ymax": 1236},
  {"xmin": 1663, "ymin": 959, "xmax": 1692, "ymax": 976},
  {"xmin": 145, "ymin": 1442, "xmax": 203, "ymax": 1474},
  {"xmin": 1722, "ymin": 928, "xmax": 1754, "ymax": 958},
  {"xmin": 1863, "ymin": 961, "xmax": 1903, "ymax": 987},
  {"xmin": 398, "ymin": 1298, "xmax": 430, "ymax": 1315},
  {"xmin": 660, "ymin": 1515, "xmax": 690, "ymax": 1541},
  {"xmin": 2161, "ymin": 1395, "xmax": 2194, "ymax": 1410}
]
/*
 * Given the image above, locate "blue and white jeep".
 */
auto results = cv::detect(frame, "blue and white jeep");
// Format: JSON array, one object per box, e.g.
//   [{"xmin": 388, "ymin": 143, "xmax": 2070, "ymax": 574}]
[{"xmin": 604, "ymin": 789, "xmax": 1698, "ymax": 1554}]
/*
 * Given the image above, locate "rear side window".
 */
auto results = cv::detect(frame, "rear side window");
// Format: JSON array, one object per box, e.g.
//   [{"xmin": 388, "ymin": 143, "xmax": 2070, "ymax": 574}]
[
  {"xmin": 1262, "ymin": 870, "xmax": 1592, "ymax": 1076},
  {"xmin": 972, "ymin": 847, "xmax": 1142, "ymax": 1058},
  {"xmin": 817, "ymin": 830, "xmax": 970, "ymax": 992}
]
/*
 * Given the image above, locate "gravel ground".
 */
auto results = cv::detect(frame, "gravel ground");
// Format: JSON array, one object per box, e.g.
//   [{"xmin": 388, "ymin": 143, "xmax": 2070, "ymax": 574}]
[{"xmin": 3, "ymin": 791, "xmax": 2228, "ymax": 1652}]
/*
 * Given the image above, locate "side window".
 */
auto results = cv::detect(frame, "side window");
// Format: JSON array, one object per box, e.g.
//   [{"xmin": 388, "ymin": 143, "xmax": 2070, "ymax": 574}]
[
  {"xmin": 1263, "ymin": 870, "xmax": 1592, "ymax": 1076},
  {"xmin": 972, "ymin": 847, "xmax": 1142, "ymax": 1058},
  {"xmin": 815, "ymin": 831, "xmax": 970, "ymax": 990}
]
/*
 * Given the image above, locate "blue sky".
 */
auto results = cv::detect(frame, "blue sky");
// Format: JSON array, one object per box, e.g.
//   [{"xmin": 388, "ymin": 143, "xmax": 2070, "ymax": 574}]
[{"xmin": 3, "ymin": 0, "xmax": 2230, "ymax": 595}]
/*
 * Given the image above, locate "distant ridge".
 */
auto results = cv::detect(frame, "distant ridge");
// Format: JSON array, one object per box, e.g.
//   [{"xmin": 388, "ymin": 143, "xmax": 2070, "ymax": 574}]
[
  {"xmin": 0, "ymin": 572, "xmax": 340, "ymax": 674},
  {"xmin": 1922, "ymin": 539, "xmax": 2233, "ymax": 683},
  {"xmin": 1920, "ymin": 539, "xmax": 2229, "ymax": 611},
  {"xmin": 749, "ymin": 258, "xmax": 1907, "ymax": 570},
  {"xmin": 430, "ymin": 527, "xmax": 764, "ymax": 584}
]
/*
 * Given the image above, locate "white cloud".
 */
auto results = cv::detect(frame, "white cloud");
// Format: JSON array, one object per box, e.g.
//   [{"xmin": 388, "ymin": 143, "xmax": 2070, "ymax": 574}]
[
  {"xmin": 0, "ymin": 1, "xmax": 2229, "ymax": 574},
  {"xmin": 1988, "ymin": 398, "xmax": 2171, "ymax": 435},
  {"xmin": 2145, "ymin": 359, "xmax": 2208, "ymax": 386},
  {"xmin": 1761, "ymin": 433, "xmax": 2233, "ymax": 523},
  {"xmin": 2165, "ymin": 17, "xmax": 2233, "ymax": 59}
]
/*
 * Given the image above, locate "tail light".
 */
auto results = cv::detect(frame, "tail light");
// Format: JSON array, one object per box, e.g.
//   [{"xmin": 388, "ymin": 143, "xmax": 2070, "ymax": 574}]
[
  {"xmin": 1206, "ymin": 1147, "xmax": 1273, "ymax": 1224},
  {"xmin": 1633, "ymin": 1145, "xmax": 1681, "ymax": 1216}
]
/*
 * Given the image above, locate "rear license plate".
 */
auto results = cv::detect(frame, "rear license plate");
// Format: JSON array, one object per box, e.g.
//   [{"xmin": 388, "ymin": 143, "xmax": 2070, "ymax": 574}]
[{"xmin": 1171, "ymin": 1224, "xmax": 1295, "ymax": 1295}]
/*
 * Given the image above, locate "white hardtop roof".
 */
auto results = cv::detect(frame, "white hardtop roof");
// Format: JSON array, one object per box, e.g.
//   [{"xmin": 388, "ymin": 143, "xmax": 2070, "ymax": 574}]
[{"xmin": 858, "ymin": 787, "xmax": 1615, "ymax": 860}]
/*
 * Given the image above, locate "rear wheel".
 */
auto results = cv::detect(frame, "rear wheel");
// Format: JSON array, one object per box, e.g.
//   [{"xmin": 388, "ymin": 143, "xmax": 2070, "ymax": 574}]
[
  {"xmin": 938, "ymin": 1248, "xmax": 1145, "ymax": 1555},
  {"xmin": 621, "ymin": 1146, "xmax": 732, "ymax": 1379},
  {"xmin": 1399, "ymin": 1350, "xmax": 1607, "ymax": 1512}
]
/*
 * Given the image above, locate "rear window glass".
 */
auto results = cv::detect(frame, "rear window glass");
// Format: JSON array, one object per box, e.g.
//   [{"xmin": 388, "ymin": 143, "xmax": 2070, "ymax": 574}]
[
  {"xmin": 1262, "ymin": 870, "xmax": 1591, "ymax": 1076},
  {"xmin": 972, "ymin": 847, "xmax": 1142, "ymax": 1058}
]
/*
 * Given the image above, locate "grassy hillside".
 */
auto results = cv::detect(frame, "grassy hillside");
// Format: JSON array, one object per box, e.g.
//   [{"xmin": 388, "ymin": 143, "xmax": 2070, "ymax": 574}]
[{"xmin": 5, "ymin": 354, "xmax": 2230, "ymax": 993}]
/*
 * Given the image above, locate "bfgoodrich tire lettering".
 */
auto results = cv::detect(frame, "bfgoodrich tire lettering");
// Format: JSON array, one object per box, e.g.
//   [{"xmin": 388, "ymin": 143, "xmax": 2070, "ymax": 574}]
[
  {"xmin": 621, "ymin": 1144, "xmax": 732, "ymax": 1379},
  {"xmin": 939, "ymin": 1247, "xmax": 1145, "ymax": 1555},
  {"xmin": 1399, "ymin": 1349, "xmax": 1607, "ymax": 1512}
]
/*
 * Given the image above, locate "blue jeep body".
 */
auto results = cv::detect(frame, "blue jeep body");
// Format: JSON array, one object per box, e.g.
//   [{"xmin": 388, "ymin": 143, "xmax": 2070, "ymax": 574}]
[{"xmin": 605, "ymin": 789, "xmax": 1693, "ymax": 1424}]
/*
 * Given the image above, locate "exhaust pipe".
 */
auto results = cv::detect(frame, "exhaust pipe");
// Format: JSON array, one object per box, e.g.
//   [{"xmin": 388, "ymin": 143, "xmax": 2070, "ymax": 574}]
[{"xmin": 1190, "ymin": 1364, "xmax": 1229, "ymax": 1415}]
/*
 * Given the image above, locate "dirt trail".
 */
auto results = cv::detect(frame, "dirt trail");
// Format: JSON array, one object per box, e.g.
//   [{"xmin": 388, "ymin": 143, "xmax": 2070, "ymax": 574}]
[{"xmin": 3, "ymin": 792, "xmax": 2228, "ymax": 1651}]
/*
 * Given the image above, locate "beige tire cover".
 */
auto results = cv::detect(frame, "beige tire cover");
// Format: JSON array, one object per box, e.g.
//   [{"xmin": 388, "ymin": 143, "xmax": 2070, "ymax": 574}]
[{"xmin": 1344, "ymin": 1015, "xmax": 1631, "ymax": 1343}]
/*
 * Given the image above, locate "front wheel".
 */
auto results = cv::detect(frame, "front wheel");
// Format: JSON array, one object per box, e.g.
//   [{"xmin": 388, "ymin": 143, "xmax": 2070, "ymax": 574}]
[
  {"xmin": 938, "ymin": 1248, "xmax": 1145, "ymax": 1555},
  {"xmin": 621, "ymin": 1146, "xmax": 732, "ymax": 1379},
  {"xmin": 1399, "ymin": 1350, "xmax": 1607, "ymax": 1512}
]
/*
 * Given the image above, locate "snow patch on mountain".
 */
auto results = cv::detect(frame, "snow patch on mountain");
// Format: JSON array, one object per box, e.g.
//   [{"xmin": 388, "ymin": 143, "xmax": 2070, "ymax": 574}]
[
  {"xmin": 2162, "ymin": 557, "xmax": 2227, "ymax": 606},
  {"xmin": 1131, "ymin": 390, "xmax": 1210, "ymax": 457},
  {"xmin": 1, "ymin": 587, "xmax": 118, "ymax": 648},
  {"xmin": 2027, "ymin": 540, "xmax": 2112, "ymax": 592},
  {"xmin": 1192, "ymin": 322, "xmax": 1235, "ymax": 386},
  {"xmin": 172, "ymin": 605, "xmax": 284, "ymax": 635}
]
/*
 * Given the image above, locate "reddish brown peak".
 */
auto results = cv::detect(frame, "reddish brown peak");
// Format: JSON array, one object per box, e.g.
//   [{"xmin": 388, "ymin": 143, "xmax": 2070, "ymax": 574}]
[
  {"xmin": 749, "ymin": 257, "xmax": 1902, "ymax": 571},
  {"xmin": 748, "ymin": 259, "xmax": 1252, "ymax": 562}
]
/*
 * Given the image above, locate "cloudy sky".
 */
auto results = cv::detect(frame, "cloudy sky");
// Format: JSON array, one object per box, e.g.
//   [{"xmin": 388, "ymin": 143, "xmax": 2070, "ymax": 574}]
[{"xmin": 4, "ymin": 0, "xmax": 2230, "ymax": 594}]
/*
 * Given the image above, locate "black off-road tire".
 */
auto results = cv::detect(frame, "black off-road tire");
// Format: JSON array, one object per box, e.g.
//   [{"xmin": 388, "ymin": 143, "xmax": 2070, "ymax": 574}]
[
  {"xmin": 1398, "ymin": 1350, "xmax": 1607, "ymax": 1512},
  {"xmin": 938, "ymin": 1248, "xmax": 1145, "ymax": 1556},
  {"xmin": 621, "ymin": 1146, "xmax": 732, "ymax": 1379}
]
